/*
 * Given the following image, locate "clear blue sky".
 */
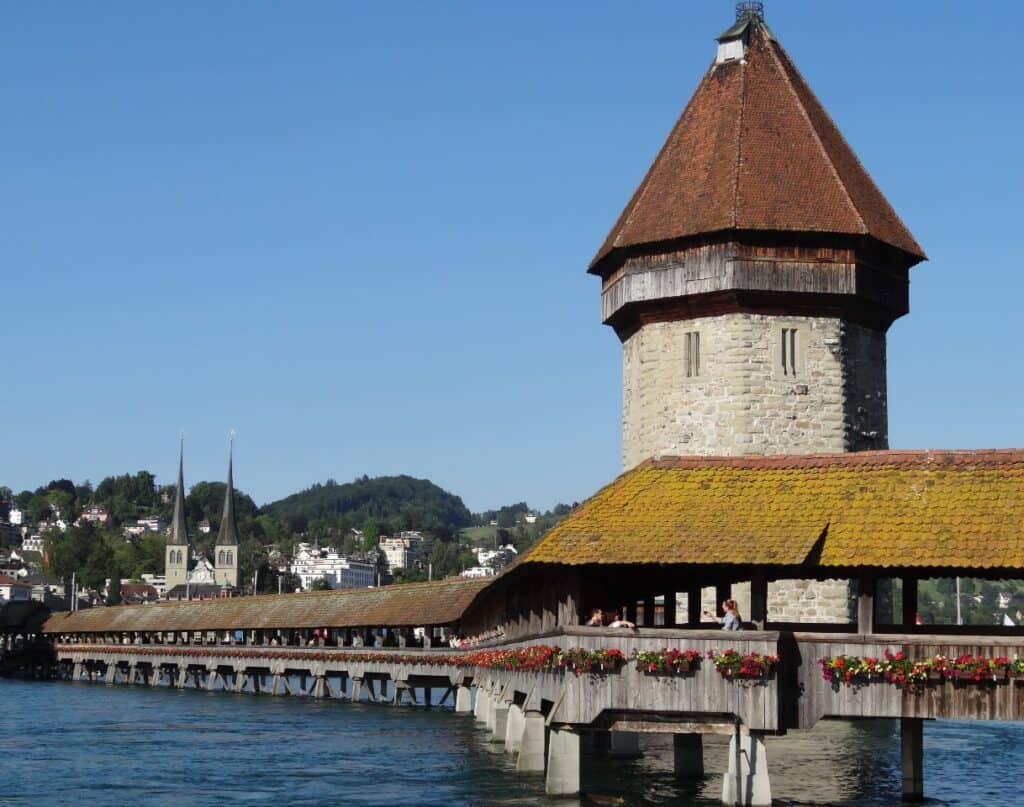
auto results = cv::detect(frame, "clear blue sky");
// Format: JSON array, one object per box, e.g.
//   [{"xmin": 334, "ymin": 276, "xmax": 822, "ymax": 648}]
[{"xmin": 3, "ymin": 2, "xmax": 1021, "ymax": 511}]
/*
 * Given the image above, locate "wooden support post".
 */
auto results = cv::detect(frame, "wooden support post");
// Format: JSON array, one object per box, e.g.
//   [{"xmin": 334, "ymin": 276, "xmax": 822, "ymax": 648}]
[
  {"xmin": 716, "ymin": 582, "xmax": 732, "ymax": 615},
  {"xmin": 687, "ymin": 584, "xmax": 702, "ymax": 626},
  {"xmin": 663, "ymin": 591, "xmax": 677, "ymax": 627},
  {"xmin": 902, "ymin": 577, "xmax": 919, "ymax": 629},
  {"xmin": 750, "ymin": 572, "xmax": 768, "ymax": 630},
  {"xmin": 625, "ymin": 600, "xmax": 638, "ymax": 626},
  {"xmin": 858, "ymin": 575, "xmax": 876, "ymax": 635},
  {"xmin": 901, "ymin": 718, "xmax": 924, "ymax": 802},
  {"xmin": 642, "ymin": 596, "xmax": 656, "ymax": 627}
]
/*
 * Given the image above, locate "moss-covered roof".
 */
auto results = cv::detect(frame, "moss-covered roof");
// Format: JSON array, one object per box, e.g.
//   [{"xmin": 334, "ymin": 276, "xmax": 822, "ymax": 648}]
[
  {"xmin": 42, "ymin": 577, "xmax": 491, "ymax": 634},
  {"xmin": 522, "ymin": 451, "xmax": 1024, "ymax": 571}
]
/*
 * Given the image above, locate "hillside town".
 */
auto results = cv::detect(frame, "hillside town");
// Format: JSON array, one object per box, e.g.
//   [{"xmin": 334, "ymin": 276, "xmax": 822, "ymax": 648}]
[{"xmin": 0, "ymin": 474, "xmax": 525, "ymax": 611}]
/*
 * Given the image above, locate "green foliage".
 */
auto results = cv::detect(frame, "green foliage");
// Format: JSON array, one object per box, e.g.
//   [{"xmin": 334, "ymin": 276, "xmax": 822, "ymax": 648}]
[
  {"xmin": 311, "ymin": 578, "xmax": 332, "ymax": 591},
  {"xmin": 186, "ymin": 481, "xmax": 258, "ymax": 534},
  {"xmin": 106, "ymin": 570, "xmax": 122, "ymax": 606},
  {"xmin": 262, "ymin": 475, "xmax": 472, "ymax": 533}
]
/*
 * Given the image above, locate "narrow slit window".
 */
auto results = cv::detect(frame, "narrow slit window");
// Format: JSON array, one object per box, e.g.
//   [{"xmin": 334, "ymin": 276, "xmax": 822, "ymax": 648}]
[
  {"xmin": 781, "ymin": 328, "xmax": 797, "ymax": 376},
  {"xmin": 685, "ymin": 331, "xmax": 700, "ymax": 377}
]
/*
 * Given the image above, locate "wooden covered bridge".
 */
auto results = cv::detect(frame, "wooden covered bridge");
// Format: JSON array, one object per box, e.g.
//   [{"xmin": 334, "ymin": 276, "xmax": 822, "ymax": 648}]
[{"xmin": 36, "ymin": 449, "xmax": 1024, "ymax": 805}]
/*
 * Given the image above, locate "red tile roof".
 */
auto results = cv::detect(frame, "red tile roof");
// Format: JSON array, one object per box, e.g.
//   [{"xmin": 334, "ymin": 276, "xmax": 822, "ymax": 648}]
[{"xmin": 592, "ymin": 22, "xmax": 925, "ymax": 274}]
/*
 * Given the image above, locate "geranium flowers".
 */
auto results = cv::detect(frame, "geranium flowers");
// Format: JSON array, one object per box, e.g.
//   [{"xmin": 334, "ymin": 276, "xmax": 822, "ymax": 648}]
[{"xmin": 819, "ymin": 651, "xmax": 1024, "ymax": 690}]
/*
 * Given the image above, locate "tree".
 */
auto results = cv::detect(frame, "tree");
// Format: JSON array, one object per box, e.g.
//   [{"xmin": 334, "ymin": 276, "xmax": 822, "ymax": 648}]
[
  {"xmin": 107, "ymin": 567, "xmax": 122, "ymax": 606},
  {"xmin": 311, "ymin": 578, "xmax": 332, "ymax": 591},
  {"xmin": 27, "ymin": 494, "xmax": 52, "ymax": 524}
]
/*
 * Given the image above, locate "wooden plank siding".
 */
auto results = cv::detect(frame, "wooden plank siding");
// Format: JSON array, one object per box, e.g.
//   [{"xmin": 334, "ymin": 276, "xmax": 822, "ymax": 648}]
[{"xmin": 794, "ymin": 634, "xmax": 1024, "ymax": 728}]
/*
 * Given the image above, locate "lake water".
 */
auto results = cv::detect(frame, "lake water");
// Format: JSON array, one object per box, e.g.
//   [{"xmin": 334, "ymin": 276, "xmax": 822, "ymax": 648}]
[{"xmin": 0, "ymin": 679, "xmax": 1018, "ymax": 805}]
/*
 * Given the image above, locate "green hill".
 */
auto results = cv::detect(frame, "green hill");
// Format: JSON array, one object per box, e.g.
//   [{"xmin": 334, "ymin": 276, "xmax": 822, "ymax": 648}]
[{"xmin": 261, "ymin": 475, "xmax": 472, "ymax": 533}]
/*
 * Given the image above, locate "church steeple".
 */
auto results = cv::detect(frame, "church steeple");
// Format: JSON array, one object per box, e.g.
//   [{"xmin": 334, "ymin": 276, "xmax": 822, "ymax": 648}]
[
  {"xmin": 165, "ymin": 437, "xmax": 191, "ymax": 592},
  {"xmin": 216, "ymin": 436, "xmax": 239, "ymax": 548},
  {"xmin": 214, "ymin": 432, "xmax": 240, "ymax": 589},
  {"xmin": 169, "ymin": 439, "xmax": 189, "ymax": 546}
]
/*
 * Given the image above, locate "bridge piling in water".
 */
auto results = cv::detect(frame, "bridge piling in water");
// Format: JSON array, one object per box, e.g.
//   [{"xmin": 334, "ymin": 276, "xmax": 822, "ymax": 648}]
[
  {"xmin": 901, "ymin": 718, "xmax": 924, "ymax": 802},
  {"xmin": 545, "ymin": 727, "xmax": 581, "ymax": 796},
  {"xmin": 673, "ymin": 733, "xmax": 704, "ymax": 778}
]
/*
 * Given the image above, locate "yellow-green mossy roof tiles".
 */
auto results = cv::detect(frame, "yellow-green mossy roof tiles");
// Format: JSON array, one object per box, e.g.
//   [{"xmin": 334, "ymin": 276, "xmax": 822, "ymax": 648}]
[
  {"xmin": 42, "ymin": 577, "xmax": 492, "ymax": 635},
  {"xmin": 522, "ymin": 450, "xmax": 1024, "ymax": 571}
]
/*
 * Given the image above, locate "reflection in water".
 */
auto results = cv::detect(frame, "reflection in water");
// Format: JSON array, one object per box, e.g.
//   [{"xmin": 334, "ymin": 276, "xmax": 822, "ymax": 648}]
[{"xmin": 0, "ymin": 680, "xmax": 1019, "ymax": 806}]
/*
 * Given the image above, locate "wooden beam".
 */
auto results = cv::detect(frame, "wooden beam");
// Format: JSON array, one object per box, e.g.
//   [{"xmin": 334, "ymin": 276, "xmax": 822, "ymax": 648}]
[
  {"xmin": 858, "ymin": 575, "xmax": 876, "ymax": 635},
  {"xmin": 643, "ymin": 596, "xmax": 656, "ymax": 628},
  {"xmin": 663, "ymin": 591, "xmax": 677, "ymax": 628},
  {"xmin": 902, "ymin": 577, "xmax": 919, "ymax": 629},
  {"xmin": 715, "ymin": 583, "xmax": 732, "ymax": 617},
  {"xmin": 750, "ymin": 572, "xmax": 768, "ymax": 629},
  {"xmin": 687, "ymin": 584, "xmax": 702, "ymax": 626}
]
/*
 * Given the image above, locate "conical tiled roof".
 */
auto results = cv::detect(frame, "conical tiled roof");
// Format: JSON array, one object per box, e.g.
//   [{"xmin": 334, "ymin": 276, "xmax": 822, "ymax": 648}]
[
  {"xmin": 591, "ymin": 16, "xmax": 925, "ymax": 275},
  {"xmin": 215, "ymin": 450, "xmax": 239, "ymax": 547},
  {"xmin": 168, "ymin": 445, "xmax": 189, "ymax": 546}
]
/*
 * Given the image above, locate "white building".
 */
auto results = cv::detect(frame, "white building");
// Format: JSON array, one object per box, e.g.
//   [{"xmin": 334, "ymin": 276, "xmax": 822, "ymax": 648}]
[
  {"xmin": 137, "ymin": 516, "xmax": 167, "ymax": 533},
  {"xmin": 77, "ymin": 506, "xmax": 109, "ymax": 525},
  {"xmin": 460, "ymin": 566, "xmax": 495, "ymax": 579},
  {"xmin": 8, "ymin": 507, "xmax": 24, "ymax": 526},
  {"xmin": 378, "ymin": 532, "xmax": 424, "ymax": 574},
  {"xmin": 21, "ymin": 534, "xmax": 44, "ymax": 554},
  {"xmin": 289, "ymin": 543, "xmax": 376, "ymax": 591},
  {"xmin": 475, "ymin": 544, "xmax": 517, "ymax": 570},
  {"xmin": 0, "ymin": 575, "xmax": 31, "ymax": 602}
]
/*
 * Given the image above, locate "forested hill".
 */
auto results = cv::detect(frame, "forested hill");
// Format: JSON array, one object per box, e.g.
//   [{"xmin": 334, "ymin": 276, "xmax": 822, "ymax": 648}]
[{"xmin": 261, "ymin": 475, "xmax": 473, "ymax": 532}]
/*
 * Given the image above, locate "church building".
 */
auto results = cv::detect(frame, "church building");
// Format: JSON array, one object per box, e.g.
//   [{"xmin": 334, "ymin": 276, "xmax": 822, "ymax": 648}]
[{"xmin": 164, "ymin": 443, "xmax": 241, "ymax": 600}]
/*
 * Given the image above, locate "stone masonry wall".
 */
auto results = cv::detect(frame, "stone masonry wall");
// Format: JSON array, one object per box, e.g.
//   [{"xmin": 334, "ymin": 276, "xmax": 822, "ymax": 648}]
[
  {"xmin": 621, "ymin": 313, "xmax": 888, "ymax": 469},
  {"xmin": 624, "ymin": 313, "xmax": 886, "ymax": 623}
]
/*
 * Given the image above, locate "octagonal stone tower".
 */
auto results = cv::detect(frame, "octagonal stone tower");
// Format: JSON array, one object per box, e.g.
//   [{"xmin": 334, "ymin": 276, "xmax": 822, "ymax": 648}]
[{"xmin": 592, "ymin": 5, "xmax": 926, "ymax": 471}]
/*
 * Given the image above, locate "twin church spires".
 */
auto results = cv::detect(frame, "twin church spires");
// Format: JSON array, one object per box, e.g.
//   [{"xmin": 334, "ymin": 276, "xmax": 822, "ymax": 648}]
[{"xmin": 164, "ymin": 437, "xmax": 241, "ymax": 594}]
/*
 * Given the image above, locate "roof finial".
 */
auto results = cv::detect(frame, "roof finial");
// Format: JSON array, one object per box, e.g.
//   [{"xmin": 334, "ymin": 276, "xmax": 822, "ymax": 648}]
[{"xmin": 736, "ymin": 1, "xmax": 764, "ymax": 21}]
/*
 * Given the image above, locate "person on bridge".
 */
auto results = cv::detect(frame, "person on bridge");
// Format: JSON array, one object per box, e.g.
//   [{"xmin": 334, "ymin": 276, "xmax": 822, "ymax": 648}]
[{"xmin": 705, "ymin": 600, "xmax": 743, "ymax": 631}]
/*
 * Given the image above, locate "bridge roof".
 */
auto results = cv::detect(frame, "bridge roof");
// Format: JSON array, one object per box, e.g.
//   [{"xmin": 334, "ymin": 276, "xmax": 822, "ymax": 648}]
[
  {"xmin": 521, "ymin": 450, "xmax": 1024, "ymax": 572},
  {"xmin": 41, "ymin": 577, "xmax": 491, "ymax": 634}
]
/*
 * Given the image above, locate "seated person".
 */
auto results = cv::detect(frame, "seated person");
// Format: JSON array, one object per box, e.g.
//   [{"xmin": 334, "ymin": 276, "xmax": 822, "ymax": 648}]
[
  {"xmin": 605, "ymin": 609, "xmax": 636, "ymax": 629},
  {"xmin": 585, "ymin": 608, "xmax": 605, "ymax": 626}
]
